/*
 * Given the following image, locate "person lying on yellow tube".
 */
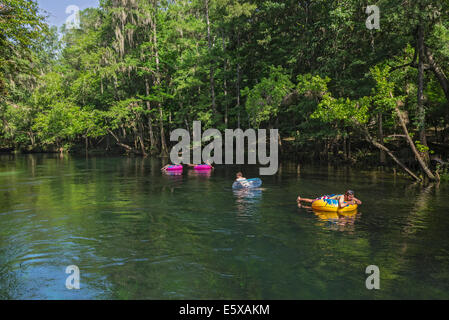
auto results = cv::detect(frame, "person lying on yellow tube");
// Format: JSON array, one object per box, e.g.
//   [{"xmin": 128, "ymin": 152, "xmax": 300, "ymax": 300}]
[{"xmin": 297, "ymin": 190, "xmax": 362, "ymax": 208}]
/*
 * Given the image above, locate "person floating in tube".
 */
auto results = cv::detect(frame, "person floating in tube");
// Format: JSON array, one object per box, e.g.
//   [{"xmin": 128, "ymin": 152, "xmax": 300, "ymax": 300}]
[
  {"xmin": 235, "ymin": 172, "xmax": 250, "ymax": 188},
  {"xmin": 297, "ymin": 190, "xmax": 362, "ymax": 209},
  {"xmin": 161, "ymin": 164, "xmax": 179, "ymax": 171},
  {"xmin": 186, "ymin": 160, "xmax": 214, "ymax": 169}
]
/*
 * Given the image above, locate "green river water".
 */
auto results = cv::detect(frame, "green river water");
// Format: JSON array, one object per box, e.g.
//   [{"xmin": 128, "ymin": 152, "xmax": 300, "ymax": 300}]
[{"xmin": 1, "ymin": 154, "xmax": 448, "ymax": 299}]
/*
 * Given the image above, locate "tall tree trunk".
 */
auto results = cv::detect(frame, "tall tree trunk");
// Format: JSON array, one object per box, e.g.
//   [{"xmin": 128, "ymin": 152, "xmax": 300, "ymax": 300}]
[
  {"xmin": 138, "ymin": 121, "xmax": 147, "ymax": 156},
  {"xmin": 378, "ymin": 113, "xmax": 386, "ymax": 164},
  {"xmin": 152, "ymin": 5, "xmax": 168, "ymax": 157},
  {"xmin": 276, "ymin": 117, "xmax": 282, "ymax": 156},
  {"xmin": 159, "ymin": 107, "xmax": 168, "ymax": 157},
  {"xmin": 424, "ymin": 47, "xmax": 449, "ymax": 106},
  {"xmin": 236, "ymin": 30, "xmax": 241, "ymax": 128},
  {"xmin": 236, "ymin": 62, "xmax": 240, "ymax": 128},
  {"xmin": 222, "ymin": 31, "xmax": 228, "ymax": 127},
  {"xmin": 145, "ymin": 77, "xmax": 157, "ymax": 154},
  {"xmin": 347, "ymin": 129, "xmax": 351, "ymax": 159},
  {"xmin": 29, "ymin": 131, "xmax": 35, "ymax": 148},
  {"xmin": 205, "ymin": 0, "xmax": 216, "ymax": 115},
  {"xmin": 417, "ymin": 25, "xmax": 430, "ymax": 164}
]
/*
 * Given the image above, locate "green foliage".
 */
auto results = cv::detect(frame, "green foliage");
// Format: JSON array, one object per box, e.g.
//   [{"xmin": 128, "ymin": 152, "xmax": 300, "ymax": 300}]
[
  {"xmin": 415, "ymin": 140, "xmax": 434, "ymax": 154},
  {"xmin": 370, "ymin": 66, "xmax": 399, "ymax": 112},
  {"xmin": 1, "ymin": 104, "xmax": 34, "ymax": 145},
  {"xmin": 243, "ymin": 66, "xmax": 294, "ymax": 127},
  {"xmin": 439, "ymin": 169, "xmax": 449, "ymax": 182},
  {"xmin": 0, "ymin": 0, "xmax": 449, "ymax": 165},
  {"xmin": 33, "ymin": 102, "xmax": 80, "ymax": 147},
  {"xmin": 0, "ymin": 0, "xmax": 47, "ymax": 97}
]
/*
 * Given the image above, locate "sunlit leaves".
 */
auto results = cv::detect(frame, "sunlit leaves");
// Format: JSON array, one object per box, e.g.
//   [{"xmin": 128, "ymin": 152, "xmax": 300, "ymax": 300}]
[
  {"xmin": 306, "ymin": 66, "xmax": 400, "ymax": 126},
  {"xmin": 243, "ymin": 66, "xmax": 294, "ymax": 127}
]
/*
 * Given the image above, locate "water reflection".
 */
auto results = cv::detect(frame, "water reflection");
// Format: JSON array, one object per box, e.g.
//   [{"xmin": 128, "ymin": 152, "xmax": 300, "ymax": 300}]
[
  {"xmin": 233, "ymin": 188, "xmax": 262, "ymax": 203},
  {"xmin": 162, "ymin": 170, "xmax": 183, "ymax": 176},
  {"xmin": 311, "ymin": 210, "xmax": 359, "ymax": 232},
  {"xmin": 233, "ymin": 188, "xmax": 262, "ymax": 220},
  {"xmin": 403, "ymin": 183, "xmax": 435, "ymax": 235},
  {"xmin": 187, "ymin": 169, "xmax": 212, "ymax": 178},
  {"xmin": 162, "ymin": 170, "xmax": 184, "ymax": 188}
]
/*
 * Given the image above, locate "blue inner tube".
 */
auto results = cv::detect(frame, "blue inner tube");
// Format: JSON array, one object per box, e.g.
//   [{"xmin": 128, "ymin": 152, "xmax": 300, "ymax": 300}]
[{"xmin": 232, "ymin": 178, "xmax": 262, "ymax": 189}]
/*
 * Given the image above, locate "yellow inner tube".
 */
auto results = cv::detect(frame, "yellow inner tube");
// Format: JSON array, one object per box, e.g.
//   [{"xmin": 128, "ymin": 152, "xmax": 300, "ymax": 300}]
[
  {"xmin": 311, "ymin": 198, "xmax": 358, "ymax": 213},
  {"xmin": 313, "ymin": 210, "xmax": 357, "ymax": 221}
]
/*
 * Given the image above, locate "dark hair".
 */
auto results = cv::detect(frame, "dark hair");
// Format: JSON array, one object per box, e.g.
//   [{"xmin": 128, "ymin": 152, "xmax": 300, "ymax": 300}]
[{"xmin": 345, "ymin": 190, "xmax": 354, "ymax": 196}]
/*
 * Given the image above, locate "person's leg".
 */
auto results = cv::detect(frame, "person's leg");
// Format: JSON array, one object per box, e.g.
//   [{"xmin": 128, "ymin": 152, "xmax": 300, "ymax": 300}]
[{"xmin": 297, "ymin": 196, "xmax": 315, "ymax": 204}]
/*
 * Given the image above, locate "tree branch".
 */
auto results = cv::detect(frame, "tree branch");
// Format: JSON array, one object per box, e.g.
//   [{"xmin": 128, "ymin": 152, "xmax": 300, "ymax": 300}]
[
  {"xmin": 389, "ymin": 92, "xmax": 438, "ymax": 181},
  {"xmin": 424, "ymin": 46, "xmax": 449, "ymax": 105},
  {"xmin": 390, "ymin": 47, "xmax": 418, "ymax": 72},
  {"xmin": 356, "ymin": 121, "xmax": 421, "ymax": 181}
]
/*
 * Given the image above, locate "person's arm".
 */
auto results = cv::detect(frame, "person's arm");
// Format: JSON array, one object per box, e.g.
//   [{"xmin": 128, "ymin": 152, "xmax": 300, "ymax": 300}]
[
  {"xmin": 353, "ymin": 197, "xmax": 362, "ymax": 205},
  {"xmin": 338, "ymin": 197, "xmax": 347, "ymax": 208},
  {"xmin": 339, "ymin": 196, "xmax": 354, "ymax": 208}
]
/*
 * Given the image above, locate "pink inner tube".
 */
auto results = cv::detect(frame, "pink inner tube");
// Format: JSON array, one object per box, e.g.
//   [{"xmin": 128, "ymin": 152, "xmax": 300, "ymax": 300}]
[
  {"xmin": 194, "ymin": 164, "xmax": 212, "ymax": 170},
  {"xmin": 166, "ymin": 165, "xmax": 183, "ymax": 171}
]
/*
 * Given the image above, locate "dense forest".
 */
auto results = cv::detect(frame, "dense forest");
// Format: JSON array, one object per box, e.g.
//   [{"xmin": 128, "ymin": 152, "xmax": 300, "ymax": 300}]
[{"xmin": 1, "ymin": 0, "xmax": 449, "ymax": 181}]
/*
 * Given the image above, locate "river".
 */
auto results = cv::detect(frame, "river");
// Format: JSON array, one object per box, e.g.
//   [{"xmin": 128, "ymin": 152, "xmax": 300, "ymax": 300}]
[{"xmin": 0, "ymin": 154, "xmax": 448, "ymax": 299}]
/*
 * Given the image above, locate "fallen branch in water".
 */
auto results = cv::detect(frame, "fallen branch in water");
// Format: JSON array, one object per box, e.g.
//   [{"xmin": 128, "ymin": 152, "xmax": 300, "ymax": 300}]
[
  {"xmin": 390, "ymin": 92, "xmax": 438, "ymax": 182},
  {"xmin": 357, "ymin": 122, "xmax": 421, "ymax": 182},
  {"xmin": 107, "ymin": 129, "xmax": 138, "ymax": 154}
]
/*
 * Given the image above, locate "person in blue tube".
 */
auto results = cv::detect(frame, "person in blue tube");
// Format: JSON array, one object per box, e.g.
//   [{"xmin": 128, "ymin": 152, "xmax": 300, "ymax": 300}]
[{"xmin": 235, "ymin": 172, "xmax": 250, "ymax": 187}]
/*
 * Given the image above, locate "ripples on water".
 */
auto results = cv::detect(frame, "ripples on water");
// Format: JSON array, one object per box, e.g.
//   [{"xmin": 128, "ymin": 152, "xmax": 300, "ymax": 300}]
[{"xmin": 0, "ymin": 154, "xmax": 449, "ymax": 299}]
